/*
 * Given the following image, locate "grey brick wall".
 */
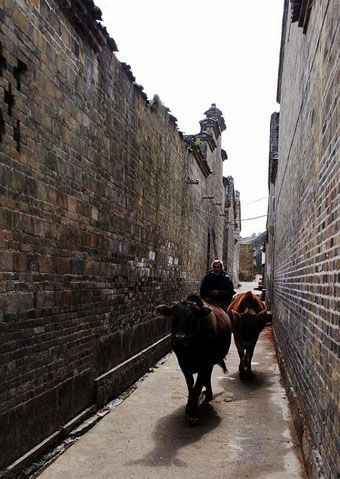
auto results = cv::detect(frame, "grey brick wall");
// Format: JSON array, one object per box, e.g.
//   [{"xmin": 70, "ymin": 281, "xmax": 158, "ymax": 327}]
[
  {"xmin": 269, "ymin": 1, "xmax": 340, "ymax": 477},
  {"xmin": 0, "ymin": 0, "xmax": 228, "ymax": 470},
  {"xmin": 223, "ymin": 176, "xmax": 240, "ymax": 286}
]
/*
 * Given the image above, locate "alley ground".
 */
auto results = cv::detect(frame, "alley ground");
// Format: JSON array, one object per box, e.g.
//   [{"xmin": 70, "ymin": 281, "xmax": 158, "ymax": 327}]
[{"xmin": 33, "ymin": 282, "xmax": 306, "ymax": 479}]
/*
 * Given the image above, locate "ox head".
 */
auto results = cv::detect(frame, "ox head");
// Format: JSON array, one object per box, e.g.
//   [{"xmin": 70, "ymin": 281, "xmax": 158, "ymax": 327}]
[
  {"xmin": 231, "ymin": 309, "xmax": 267, "ymax": 347},
  {"xmin": 156, "ymin": 301, "xmax": 212, "ymax": 348}
]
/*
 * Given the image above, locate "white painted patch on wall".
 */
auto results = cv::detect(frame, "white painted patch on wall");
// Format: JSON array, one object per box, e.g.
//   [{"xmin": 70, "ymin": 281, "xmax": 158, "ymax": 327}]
[
  {"xmin": 148, "ymin": 251, "xmax": 155, "ymax": 260},
  {"xmin": 91, "ymin": 207, "xmax": 99, "ymax": 221}
]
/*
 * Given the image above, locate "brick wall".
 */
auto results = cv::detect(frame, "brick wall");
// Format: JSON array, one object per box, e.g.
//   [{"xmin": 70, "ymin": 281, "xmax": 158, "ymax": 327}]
[
  {"xmin": 269, "ymin": 1, "xmax": 340, "ymax": 477},
  {"xmin": 223, "ymin": 176, "xmax": 240, "ymax": 286},
  {"xmin": 0, "ymin": 0, "xmax": 228, "ymax": 471},
  {"xmin": 265, "ymin": 112, "xmax": 279, "ymax": 310}
]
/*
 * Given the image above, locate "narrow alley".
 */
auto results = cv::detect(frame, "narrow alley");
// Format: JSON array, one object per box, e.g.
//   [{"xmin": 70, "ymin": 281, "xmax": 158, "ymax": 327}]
[
  {"xmin": 2, "ymin": 2, "xmax": 340, "ymax": 478},
  {"xmin": 32, "ymin": 282, "xmax": 306, "ymax": 479}
]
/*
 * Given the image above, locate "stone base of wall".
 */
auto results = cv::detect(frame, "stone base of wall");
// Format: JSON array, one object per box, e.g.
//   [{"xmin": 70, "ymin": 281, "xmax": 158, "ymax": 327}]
[
  {"xmin": 272, "ymin": 327, "xmax": 326, "ymax": 479},
  {"xmin": 0, "ymin": 405, "xmax": 96, "ymax": 479},
  {"xmin": 95, "ymin": 334, "xmax": 171, "ymax": 407},
  {"xmin": 1, "ymin": 336, "xmax": 171, "ymax": 479}
]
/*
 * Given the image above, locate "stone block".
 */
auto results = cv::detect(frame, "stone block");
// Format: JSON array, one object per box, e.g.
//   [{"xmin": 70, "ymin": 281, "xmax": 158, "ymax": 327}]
[
  {"xmin": 13, "ymin": 252, "xmax": 27, "ymax": 272},
  {"xmin": 0, "ymin": 251, "xmax": 13, "ymax": 271}
]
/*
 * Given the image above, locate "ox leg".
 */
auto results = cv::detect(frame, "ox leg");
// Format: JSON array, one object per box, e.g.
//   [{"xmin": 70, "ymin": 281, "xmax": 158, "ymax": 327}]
[
  {"xmin": 245, "ymin": 346, "xmax": 255, "ymax": 379},
  {"xmin": 236, "ymin": 347, "xmax": 246, "ymax": 380},
  {"xmin": 186, "ymin": 373, "xmax": 204, "ymax": 424},
  {"xmin": 181, "ymin": 369, "xmax": 197, "ymax": 420},
  {"xmin": 234, "ymin": 337, "xmax": 246, "ymax": 380},
  {"xmin": 202, "ymin": 364, "xmax": 214, "ymax": 402},
  {"xmin": 182, "ymin": 370, "xmax": 194, "ymax": 408},
  {"xmin": 186, "ymin": 365, "xmax": 213, "ymax": 425}
]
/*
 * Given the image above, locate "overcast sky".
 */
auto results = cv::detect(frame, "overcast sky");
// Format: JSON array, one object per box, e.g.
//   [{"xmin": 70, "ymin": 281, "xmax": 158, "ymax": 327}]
[{"xmin": 94, "ymin": 0, "xmax": 283, "ymax": 237}]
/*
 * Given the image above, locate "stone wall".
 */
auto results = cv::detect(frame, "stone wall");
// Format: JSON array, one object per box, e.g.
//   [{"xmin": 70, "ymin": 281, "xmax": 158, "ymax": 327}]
[
  {"xmin": 239, "ymin": 244, "xmax": 254, "ymax": 281},
  {"xmin": 269, "ymin": 1, "xmax": 340, "ymax": 477},
  {"xmin": 223, "ymin": 176, "xmax": 240, "ymax": 286},
  {"xmin": 265, "ymin": 112, "xmax": 279, "ymax": 310},
  {"xmin": 0, "ymin": 0, "xmax": 228, "ymax": 471}
]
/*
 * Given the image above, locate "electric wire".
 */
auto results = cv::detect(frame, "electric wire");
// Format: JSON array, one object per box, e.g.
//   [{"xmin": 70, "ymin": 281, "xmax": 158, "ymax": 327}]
[
  {"xmin": 193, "ymin": 206, "xmax": 267, "ymax": 222},
  {"xmin": 243, "ymin": 196, "xmax": 268, "ymax": 205}
]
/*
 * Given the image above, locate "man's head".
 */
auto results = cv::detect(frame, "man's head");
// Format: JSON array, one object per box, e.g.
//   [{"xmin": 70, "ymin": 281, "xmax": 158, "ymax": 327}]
[{"xmin": 212, "ymin": 260, "xmax": 223, "ymax": 274}]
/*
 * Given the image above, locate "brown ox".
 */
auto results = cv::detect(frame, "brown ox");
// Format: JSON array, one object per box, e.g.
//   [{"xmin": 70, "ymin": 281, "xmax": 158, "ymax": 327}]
[
  {"xmin": 228, "ymin": 291, "xmax": 267, "ymax": 380},
  {"xmin": 157, "ymin": 295, "xmax": 232, "ymax": 425}
]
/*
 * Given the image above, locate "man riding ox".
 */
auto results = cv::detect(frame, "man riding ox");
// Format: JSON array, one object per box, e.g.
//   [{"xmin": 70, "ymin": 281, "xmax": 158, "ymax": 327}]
[{"xmin": 200, "ymin": 260, "xmax": 235, "ymax": 311}]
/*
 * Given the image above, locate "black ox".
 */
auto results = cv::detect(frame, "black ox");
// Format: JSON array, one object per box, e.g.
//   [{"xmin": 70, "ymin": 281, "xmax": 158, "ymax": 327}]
[{"xmin": 157, "ymin": 295, "xmax": 232, "ymax": 425}]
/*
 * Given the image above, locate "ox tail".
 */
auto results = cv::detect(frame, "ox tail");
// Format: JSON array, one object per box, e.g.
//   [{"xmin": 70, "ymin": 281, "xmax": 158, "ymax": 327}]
[{"xmin": 219, "ymin": 359, "xmax": 228, "ymax": 374}]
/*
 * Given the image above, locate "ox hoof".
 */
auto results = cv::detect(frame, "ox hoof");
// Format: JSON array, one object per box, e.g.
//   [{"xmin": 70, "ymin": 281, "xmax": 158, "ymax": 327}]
[
  {"xmin": 185, "ymin": 405, "xmax": 198, "ymax": 415},
  {"xmin": 188, "ymin": 416, "xmax": 199, "ymax": 427},
  {"xmin": 246, "ymin": 369, "xmax": 253, "ymax": 379},
  {"xmin": 185, "ymin": 405, "xmax": 199, "ymax": 425},
  {"xmin": 239, "ymin": 369, "xmax": 246, "ymax": 381}
]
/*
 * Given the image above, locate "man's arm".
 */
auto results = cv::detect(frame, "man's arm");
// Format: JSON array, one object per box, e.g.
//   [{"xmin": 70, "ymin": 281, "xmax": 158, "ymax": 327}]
[
  {"xmin": 225, "ymin": 277, "xmax": 236, "ymax": 296},
  {"xmin": 200, "ymin": 275, "xmax": 211, "ymax": 298}
]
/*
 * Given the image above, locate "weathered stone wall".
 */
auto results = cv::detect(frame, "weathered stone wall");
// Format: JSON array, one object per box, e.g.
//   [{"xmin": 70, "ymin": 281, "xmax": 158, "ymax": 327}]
[
  {"xmin": 265, "ymin": 181, "xmax": 276, "ymax": 310},
  {"xmin": 0, "ymin": 0, "xmax": 227, "ymax": 471},
  {"xmin": 271, "ymin": 1, "xmax": 340, "ymax": 477},
  {"xmin": 223, "ymin": 224, "xmax": 236, "ymax": 282},
  {"xmin": 265, "ymin": 112, "xmax": 279, "ymax": 310},
  {"xmin": 239, "ymin": 244, "xmax": 254, "ymax": 281},
  {"xmin": 233, "ymin": 191, "xmax": 241, "ymax": 284},
  {"xmin": 223, "ymin": 176, "xmax": 240, "ymax": 286}
]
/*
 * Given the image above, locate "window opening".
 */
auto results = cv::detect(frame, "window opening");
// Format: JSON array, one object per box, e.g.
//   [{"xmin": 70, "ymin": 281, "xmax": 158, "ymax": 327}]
[
  {"xmin": 14, "ymin": 60, "xmax": 27, "ymax": 91},
  {"xmin": 0, "ymin": 111, "xmax": 5, "ymax": 143},
  {"xmin": 0, "ymin": 43, "xmax": 6, "ymax": 76},
  {"xmin": 4, "ymin": 83, "xmax": 15, "ymax": 116},
  {"xmin": 13, "ymin": 120, "xmax": 20, "ymax": 152}
]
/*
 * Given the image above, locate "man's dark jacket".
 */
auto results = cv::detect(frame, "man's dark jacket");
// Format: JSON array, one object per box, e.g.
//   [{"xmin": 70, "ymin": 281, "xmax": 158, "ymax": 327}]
[{"xmin": 200, "ymin": 271, "xmax": 235, "ymax": 306}]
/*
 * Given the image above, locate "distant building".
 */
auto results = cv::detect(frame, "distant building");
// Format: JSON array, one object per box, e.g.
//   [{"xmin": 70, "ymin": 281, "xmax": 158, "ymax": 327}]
[
  {"xmin": 239, "ymin": 243, "xmax": 254, "ymax": 281},
  {"xmin": 239, "ymin": 232, "xmax": 266, "ymax": 281}
]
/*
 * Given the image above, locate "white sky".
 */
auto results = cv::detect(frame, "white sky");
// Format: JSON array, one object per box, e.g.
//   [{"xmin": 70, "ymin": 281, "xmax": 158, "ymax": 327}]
[{"xmin": 94, "ymin": 0, "xmax": 283, "ymax": 237}]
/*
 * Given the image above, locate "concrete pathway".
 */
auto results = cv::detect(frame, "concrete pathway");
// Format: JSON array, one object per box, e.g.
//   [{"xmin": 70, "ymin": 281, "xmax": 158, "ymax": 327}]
[{"xmin": 35, "ymin": 282, "xmax": 306, "ymax": 479}]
